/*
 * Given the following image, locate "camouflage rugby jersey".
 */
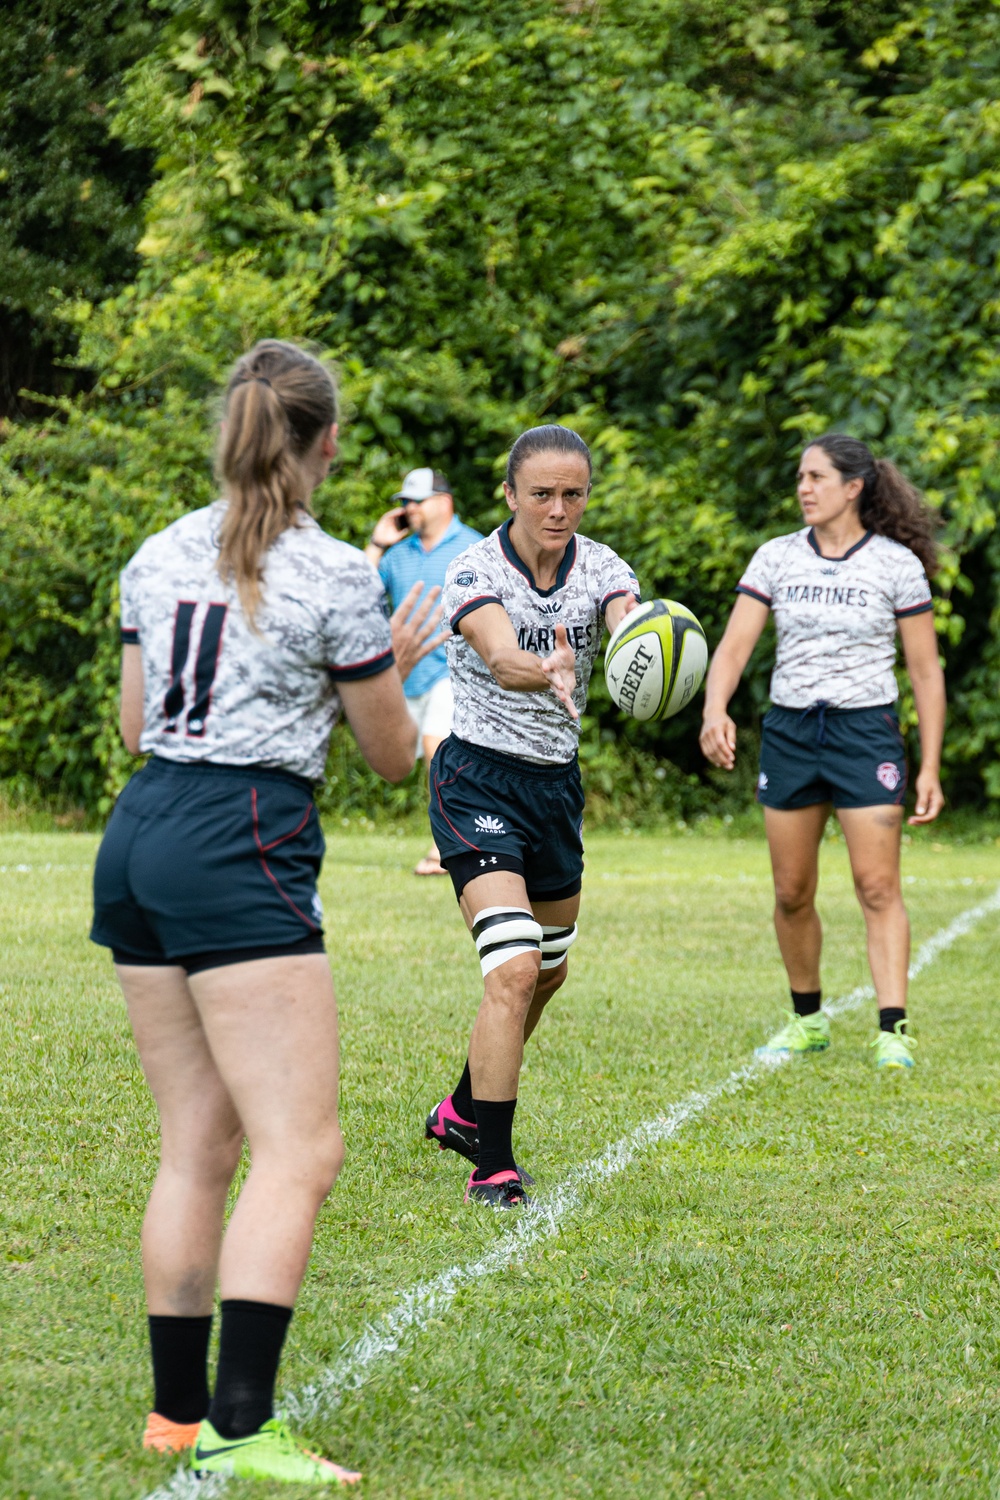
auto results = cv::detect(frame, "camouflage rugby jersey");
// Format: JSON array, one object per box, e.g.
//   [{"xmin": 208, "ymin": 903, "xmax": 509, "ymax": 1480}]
[
  {"xmin": 120, "ymin": 502, "xmax": 394, "ymax": 781},
  {"xmin": 737, "ymin": 527, "xmax": 932, "ymax": 709},
  {"xmin": 443, "ymin": 519, "xmax": 637, "ymax": 765}
]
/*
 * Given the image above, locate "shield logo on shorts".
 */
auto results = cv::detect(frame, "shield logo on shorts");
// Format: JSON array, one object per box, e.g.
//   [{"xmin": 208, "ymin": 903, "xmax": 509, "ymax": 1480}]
[{"xmin": 876, "ymin": 762, "xmax": 900, "ymax": 791}]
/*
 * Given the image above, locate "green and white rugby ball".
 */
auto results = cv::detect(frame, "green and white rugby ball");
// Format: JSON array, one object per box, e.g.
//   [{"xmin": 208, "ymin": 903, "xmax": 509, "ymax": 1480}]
[{"xmin": 605, "ymin": 599, "xmax": 708, "ymax": 722}]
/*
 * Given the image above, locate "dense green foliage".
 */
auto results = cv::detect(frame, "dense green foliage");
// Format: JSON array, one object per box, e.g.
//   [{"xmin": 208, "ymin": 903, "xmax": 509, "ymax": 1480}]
[
  {"xmin": 2, "ymin": 0, "xmax": 999, "ymax": 815},
  {"xmin": 0, "ymin": 0, "xmax": 154, "ymax": 414}
]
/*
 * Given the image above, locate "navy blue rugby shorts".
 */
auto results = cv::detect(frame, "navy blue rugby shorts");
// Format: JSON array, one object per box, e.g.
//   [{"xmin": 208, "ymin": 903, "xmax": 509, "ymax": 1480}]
[
  {"xmin": 758, "ymin": 703, "xmax": 907, "ymax": 811},
  {"xmin": 91, "ymin": 757, "xmax": 326, "ymax": 973},
  {"xmin": 429, "ymin": 734, "xmax": 585, "ymax": 902}
]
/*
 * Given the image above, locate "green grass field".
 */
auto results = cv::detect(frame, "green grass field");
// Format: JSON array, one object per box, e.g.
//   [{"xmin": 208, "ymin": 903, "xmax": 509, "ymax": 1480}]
[{"xmin": 3, "ymin": 828, "xmax": 1000, "ymax": 1500}]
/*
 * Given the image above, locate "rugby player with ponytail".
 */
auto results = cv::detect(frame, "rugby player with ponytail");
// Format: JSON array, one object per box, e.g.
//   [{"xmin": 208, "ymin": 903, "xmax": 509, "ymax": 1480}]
[
  {"xmin": 701, "ymin": 435, "xmax": 946, "ymax": 1069},
  {"xmin": 91, "ymin": 339, "xmax": 442, "ymax": 1483}
]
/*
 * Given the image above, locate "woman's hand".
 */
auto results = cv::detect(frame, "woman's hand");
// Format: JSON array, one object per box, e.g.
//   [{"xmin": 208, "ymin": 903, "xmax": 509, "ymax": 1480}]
[
  {"xmin": 541, "ymin": 625, "xmax": 579, "ymax": 719},
  {"xmin": 908, "ymin": 766, "xmax": 944, "ymax": 825},
  {"xmin": 700, "ymin": 711, "xmax": 738, "ymax": 770},
  {"xmin": 390, "ymin": 582, "xmax": 448, "ymax": 682}
]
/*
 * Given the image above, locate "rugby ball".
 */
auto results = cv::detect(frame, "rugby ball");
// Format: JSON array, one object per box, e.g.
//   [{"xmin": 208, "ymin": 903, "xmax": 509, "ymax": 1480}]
[{"xmin": 605, "ymin": 600, "xmax": 708, "ymax": 722}]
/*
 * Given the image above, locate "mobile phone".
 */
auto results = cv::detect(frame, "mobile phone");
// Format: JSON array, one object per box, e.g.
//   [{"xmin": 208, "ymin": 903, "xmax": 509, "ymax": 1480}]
[{"xmin": 395, "ymin": 512, "xmax": 410, "ymax": 531}]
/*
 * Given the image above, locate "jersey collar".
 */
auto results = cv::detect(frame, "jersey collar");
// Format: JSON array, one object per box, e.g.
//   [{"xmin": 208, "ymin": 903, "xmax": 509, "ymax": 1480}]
[
  {"xmin": 421, "ymin": 515, "xmax": 466, "ymax": 554},
  {"xmin": 499, "ymin": 518, "xmax": 577, "ymax": 597},
  {"xmin": 806, "ymin": 527, "xmax": 873, "ymax": 562}
]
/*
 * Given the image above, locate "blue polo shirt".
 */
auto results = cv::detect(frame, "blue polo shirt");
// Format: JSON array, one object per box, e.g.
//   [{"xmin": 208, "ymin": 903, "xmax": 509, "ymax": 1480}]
[{"xmin": 379, "ymin": 515, "xmax": 483, "ymax": 696}]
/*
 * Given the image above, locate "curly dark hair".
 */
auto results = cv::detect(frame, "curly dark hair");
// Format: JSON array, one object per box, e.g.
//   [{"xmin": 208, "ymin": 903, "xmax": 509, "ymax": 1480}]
[{"xmin": 806, "ymin": 433, "xmax": 939, "ymax": 577}]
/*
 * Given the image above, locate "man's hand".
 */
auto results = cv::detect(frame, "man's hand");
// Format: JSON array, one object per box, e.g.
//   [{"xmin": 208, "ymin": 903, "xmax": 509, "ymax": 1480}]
[
  {"xmin": 371, "ymin": 508, "xmax": 408, "ymax": 549},
  {"xmin": 699, "ymin": 711, "xmax": 738, "ymax": 770},
  {"xmin": 908, "ymin": 767, "xmax": 945, "ymax": 825},
  {"xmin": 390, "ymin": 582, "xmax": 449, "ymax": 681},
  {"xmin": 540, "ymin": 624, "xmax": 579, "ymax": 719}
]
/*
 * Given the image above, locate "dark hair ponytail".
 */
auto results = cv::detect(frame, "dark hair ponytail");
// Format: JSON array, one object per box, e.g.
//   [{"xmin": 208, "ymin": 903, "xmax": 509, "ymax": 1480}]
[
  {"xmin": 808, "ymin": 433, "xmax": 939, "ymax": 578},
  {"xmin": 505, "ymin": 424, "xmax": 592, "ymax": 489},
  {"xmin": 217, "ymin": 339, "xmax": 338, "ymax": 624}
]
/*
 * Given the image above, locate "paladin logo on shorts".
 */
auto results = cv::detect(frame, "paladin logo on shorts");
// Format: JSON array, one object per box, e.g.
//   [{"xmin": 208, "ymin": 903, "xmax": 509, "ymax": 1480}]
[
  {"xmin": 758, "ymin": 772, "xmax": 769, "ymax": 790},
  {"xmin": 474, "ymin": 814, "xmax": 505, "ymax": 834},
  {"xmin": 876, "ymin": 762, "xmax": 901, "ymax": 791}
]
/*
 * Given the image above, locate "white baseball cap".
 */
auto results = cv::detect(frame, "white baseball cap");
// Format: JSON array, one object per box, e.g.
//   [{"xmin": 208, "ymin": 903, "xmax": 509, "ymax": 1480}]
[{"xmin": 392, "ymin": 467, "xmax": 450, "ymax": 503}]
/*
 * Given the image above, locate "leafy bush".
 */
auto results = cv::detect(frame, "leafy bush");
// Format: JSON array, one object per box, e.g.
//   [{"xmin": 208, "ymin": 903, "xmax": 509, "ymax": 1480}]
[
  {"xmin": 0, "ymin": 0, "xmax": 154, "ymax": 412},
  {"xmin": 3, "ymin": 0, "xmax": 1000, "ymax": 819}
]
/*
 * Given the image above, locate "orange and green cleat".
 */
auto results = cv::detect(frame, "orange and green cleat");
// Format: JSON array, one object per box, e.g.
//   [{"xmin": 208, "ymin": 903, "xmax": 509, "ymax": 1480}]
[
  {"xmin": 191, "ymin": 1417, "xmax": 361, "ymax": 1485},
  {"xmin": 142, "ymin": 1412, "xmax": 202, "ymax": 1453}
]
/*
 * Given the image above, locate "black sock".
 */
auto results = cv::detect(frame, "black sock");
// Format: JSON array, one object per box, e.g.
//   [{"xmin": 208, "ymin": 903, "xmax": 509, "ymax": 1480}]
[
  {"xmin": 148, "ymin": 1314, "xmax": 212, "ymax": 1424},
  {"xmin": 472, "ymin": 1097, "xmax": 517, "ymax": 1180},
  {"xmin": 451, "ymin": 1059, "xmax": 475, "ymax": 1123},
  {"xmin": 880, "ymin": 1007, "xmax": 907, "ymax": 1034},
  {"xmin": 791, "ymin": 988, "xmax": 822, "ymax": 1017},
  {"xmin": 208, "ymin": 1300, "xmax": 292, "ymax": 1439}
]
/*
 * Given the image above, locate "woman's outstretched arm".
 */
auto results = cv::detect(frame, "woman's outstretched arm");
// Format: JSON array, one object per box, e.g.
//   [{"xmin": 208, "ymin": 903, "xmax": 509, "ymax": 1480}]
[
  {"xmin": 699, "ymin": 594, "xmax": 770, "ymax": 770},
  {"xmin": 898, "ymin": 610, "xmax": 945, "ymax": 824}
]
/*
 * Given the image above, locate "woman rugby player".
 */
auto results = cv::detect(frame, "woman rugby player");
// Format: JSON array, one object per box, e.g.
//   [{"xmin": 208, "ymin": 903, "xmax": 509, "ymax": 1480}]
[
  {"xmin": 423, "ymin": 424, "xmax": 639, "ymax": 1206},
  {"xmin": 91, "ymin": 340, "xmax": 443, "ymax": 1483},
  {"xmin": 700, "ymin": 434, "xmax": 945, "ymax": 1069}
]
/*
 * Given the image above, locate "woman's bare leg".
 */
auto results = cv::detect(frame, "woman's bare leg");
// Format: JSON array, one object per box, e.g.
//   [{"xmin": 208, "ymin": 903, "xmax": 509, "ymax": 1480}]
[
  {"xmin": 119, "ymin": 964, "xmax": 243, "ymax": 1317},
  {"xmin": 522, "ymin": 893, "xmax": 580, "ymax": 1042},
  {"xmin": 763, "ymin": 804, "xmax": 831, "ymax": 991},
  {"xmin": 187, "ymin": 952, "xmax": 343, "ymax": 1307},
  {"xmin": 837, "ymin": 805, "xmax": 908, "ymax": 1010}
]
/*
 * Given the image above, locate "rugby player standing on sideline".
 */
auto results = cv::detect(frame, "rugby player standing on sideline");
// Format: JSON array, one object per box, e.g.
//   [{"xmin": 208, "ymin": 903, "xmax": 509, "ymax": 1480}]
[
  {"xmin": 365, "ymin": 469, "xmax": 482, "ymax": 875},
  {"xmin": 424, "ymin": 424, "xmax": 639, "ymax": 1206},
  {"xmin": 90, "ymin": 340, "xmax": 443, "ymax": 1483},
  {"xmin": 700, "ymin": 434, "xmax": 945, "ymax": 1069}
]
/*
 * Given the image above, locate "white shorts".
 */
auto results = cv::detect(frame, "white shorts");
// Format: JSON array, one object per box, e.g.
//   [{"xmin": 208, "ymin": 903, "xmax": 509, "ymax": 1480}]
[{"xmin": 405, "ymin": 676, "xmax": 454, "ymax": 755}]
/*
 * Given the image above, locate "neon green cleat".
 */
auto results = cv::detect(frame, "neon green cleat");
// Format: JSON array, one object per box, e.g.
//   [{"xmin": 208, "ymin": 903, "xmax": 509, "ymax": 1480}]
[
  {"xmin": 755, "ymin": 1009, "xmax": 830, "ymax": 1058},
  {"xmin": 190, "ymin": 1418, "xmax": 361, "ymax": 1485},
  {"xmin": 871, "ymin": 1020, "xmax": 916, "ymax": 1071}
]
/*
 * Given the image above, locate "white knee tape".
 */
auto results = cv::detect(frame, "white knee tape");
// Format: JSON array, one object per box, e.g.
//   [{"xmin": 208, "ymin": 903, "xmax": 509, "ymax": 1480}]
[
  {"xmin": 473, "ymin": 906, "xmax": 543, "ymax": 977},
  {"xmin": 539, "ymin": 922, "xmax": 578, "ymax": 970}
]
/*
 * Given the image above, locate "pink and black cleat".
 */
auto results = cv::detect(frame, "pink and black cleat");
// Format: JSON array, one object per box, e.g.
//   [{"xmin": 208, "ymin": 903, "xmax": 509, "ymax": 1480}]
[
  {"xmin": 425, "ymin": 1094, "xmax": 479, "ymax": 1164},
  {"xmin": 464, "ymin": 1169, "xmax": 531, "ymax": 1208},
  {"xmin": 425, "ymin": 1096, "xmax": 535, "ymax": 1186}
]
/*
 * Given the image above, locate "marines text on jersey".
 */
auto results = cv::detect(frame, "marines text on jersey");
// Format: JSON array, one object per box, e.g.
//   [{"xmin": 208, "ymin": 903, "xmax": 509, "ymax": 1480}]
[
  {"xmin": 737, "ymin": 527, "xmax": 932, "ymax": 710},
  {"xmin": 442, "ymin": 519, "xmax": 638, "ymax": 764},
  {"xmin": 120, "ymin": 502, "xmax": 394, "ymax": 781}
]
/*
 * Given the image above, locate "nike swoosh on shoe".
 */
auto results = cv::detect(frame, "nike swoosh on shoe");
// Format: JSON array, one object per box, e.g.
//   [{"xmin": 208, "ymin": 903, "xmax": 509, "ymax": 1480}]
[{"xmin": 194, "ymin": 1440, "xmax": 258, "ymax": 1460}]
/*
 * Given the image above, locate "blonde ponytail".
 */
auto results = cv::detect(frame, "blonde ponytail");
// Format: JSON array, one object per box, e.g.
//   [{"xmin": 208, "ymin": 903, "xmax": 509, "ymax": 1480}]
[{"xmin": 217, "ymin": 340, "xmax": 338, "ymax": 624}]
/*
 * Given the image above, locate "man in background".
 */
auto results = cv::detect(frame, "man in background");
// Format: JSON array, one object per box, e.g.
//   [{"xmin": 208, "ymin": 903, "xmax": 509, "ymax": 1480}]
[{"xmin": 366, "ymin": 468, "xmax": 483, "ymax": 875}]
